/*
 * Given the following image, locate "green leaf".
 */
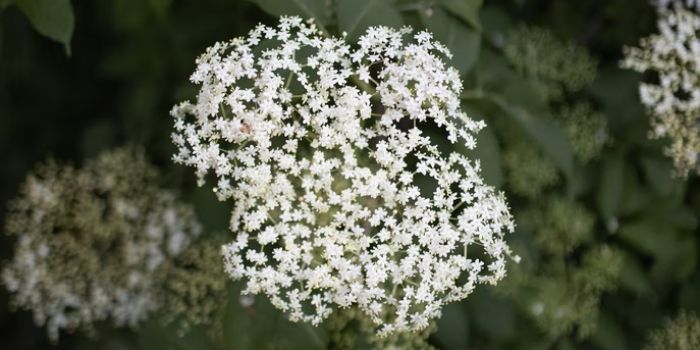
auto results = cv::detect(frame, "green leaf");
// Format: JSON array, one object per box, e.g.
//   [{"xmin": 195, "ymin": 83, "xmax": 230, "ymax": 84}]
[
  {"xmin": 478, "ymin": 5, "xmax": 513, "ymax": 35},
  {"xmin": 439, "ymin": 0, "xmax": 482, "ymax": 30},
  {"xmin": 589, "ymin": 67, "xmax": 647, "ymax": 140},
  {"xmin": 469, "ymin": 288, "xmax": 516, "ymax": 341},
  {"xmin": 640, "ymin": 156, "xmax": 674, "ymax": 197},
  {"xmin": 650, "ymin": 237, "xmax": 697, "ymax": 284},
  {"xmin": 138, "ymin": 320, "xmax": 217, "ymax": 350},
  {"xmin": 0, "ymin": 0, "xmax": 15, "ymax": 10},
  {"xmin": 617, "ymin": 252, "xmax": 653, "ymax": 297},
  {"xmin": 489, "ymin": 95, "xmax": 574, "ymax": 178},
  {"xmin": 336, "ymin": 0, "xmax": 402, "ymax": 40},
  {"xmin": 618, "ymin": 220, "xmax": 677, "ymax": 258},
  {"xmin": 148, "ymin": 0, "xmax": 173, "ymax": 18},
  {"xmin": 248, "ymin": 0, "xmax": 327, "ymax": 25},
  {"xmin": 224, "ymin": 284, "xmax": 327, "ymax": 350},
  {"xmin": 422, "ymin": 7, "xmax": 481, "ymax": 75},
  {"xmin": 678, "ymin": 277, "xmax": 700, "ymax": 310},
  {"xmin": 434, "ymin": 303, "xmax": 469, "ymax": 350},
  {"xmin": 16, "ymin": 0, "xmax": 74, "ymax": 53},
  {"xmin": 597, "ymin": 152, "xmax": 624, "ymax": 218}
]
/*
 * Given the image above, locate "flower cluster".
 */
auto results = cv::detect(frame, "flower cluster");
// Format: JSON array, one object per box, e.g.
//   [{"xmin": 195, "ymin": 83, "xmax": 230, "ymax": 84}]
[
  {"xmin": 645, "ymin": 310, "xmax": 700, "ymax": 350},
  {"xmin": 500, "ymin": 26, "xmax": 606, "ymax": 198},
  {"xmin": 171, "ymin": 17, "xmax": 516, "ymax": 335},
  {"xmin": 500, "ymin": 124, "xmax": 560, "ymax": 198},
  {"xmin": 501, "ymin": 197, "xmax": 622, "ymax": 338},
  {"xmin": 504, "ymin": 26, "xmax": 597, "ymax": 104},
  {"xmin": 560, "ymin": 103, "xmax": 607, "ymax": 162},
  {"xmin": 160, "ymin": 236, "xmax": 228, "ymax": 337},
  {"xmin": 1, "ymin": 148, "xmax": 202, "ymax": 341},
  {"xmin": 622, "ymin": 7, "xmax": 700, "ymax": 176}
]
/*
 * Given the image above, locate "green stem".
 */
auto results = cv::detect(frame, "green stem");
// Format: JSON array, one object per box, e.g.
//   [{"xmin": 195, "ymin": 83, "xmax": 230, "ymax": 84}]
[{"xmin": 351, "ymin": 75, "xmax": 376, "ymax": 96}]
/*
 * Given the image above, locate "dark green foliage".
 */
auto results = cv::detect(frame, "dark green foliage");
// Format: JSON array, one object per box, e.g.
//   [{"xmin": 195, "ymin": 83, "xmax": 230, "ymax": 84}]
[{"xmin": 13, "ymin": 0, "xmax": 74, "ymax": 53}]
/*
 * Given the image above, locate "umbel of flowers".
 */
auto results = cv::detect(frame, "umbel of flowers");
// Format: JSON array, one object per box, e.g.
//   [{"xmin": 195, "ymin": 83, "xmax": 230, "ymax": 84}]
[
  {"xmin": 171, "ymin": 16, "xmax": 517, "ymax": 335},
  {"xmin": 1, "ymin": 148, "xmax": 205, "ymax": 341},
  {"xmin": 622, "ymin": 5, "xmax": 700, "ymax": 176}
]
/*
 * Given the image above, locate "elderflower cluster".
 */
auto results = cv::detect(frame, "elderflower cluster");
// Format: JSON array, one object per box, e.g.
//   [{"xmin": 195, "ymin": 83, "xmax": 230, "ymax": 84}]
[
  {"xmin": 504, "ymin": 26, "xmax": 597, "ymax": 103},
  {"xmin": 502, "ymin": 197, "xmax": 621, "ymax": 339},
  {"xmin": 645, "ymin": 310, "xmax": 700, "ymax": 350},
  {"xmin": 171, "ymin": 17, "xmax": 516, "ymax": 335},
  {"xmin": 622, "ymin": 7, "xmax": 700, "ymax": 176},
  {"xmin": 160, "ymin": 237, "xmax": 228, "ymax": 337},
  {"xmin": 1, "ymin": 148, "xmax": 202, "ymax": 341}
]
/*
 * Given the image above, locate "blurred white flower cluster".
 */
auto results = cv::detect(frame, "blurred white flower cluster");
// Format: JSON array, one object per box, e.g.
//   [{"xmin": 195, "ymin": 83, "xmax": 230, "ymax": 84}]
[
  {"xmin": 1, "ymin": 148, "xmax": 202, "ymax": 341},
  {"xmin": 171, "ymin": 17, "xmax": 516, "ymax": 335},
  {"xmin": 622, "ymin": 6, "xmax": 700, "ymax": 176},
  {"xmin": 654, "ymin": 0, "xmax": 700, "ymax": 11}
]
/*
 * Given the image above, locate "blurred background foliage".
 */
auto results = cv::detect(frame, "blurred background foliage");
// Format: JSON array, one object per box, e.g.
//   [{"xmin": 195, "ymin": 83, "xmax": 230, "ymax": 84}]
[{"xmin": 1, "ymin": 0, "xmax": 699, "ymax": 349}]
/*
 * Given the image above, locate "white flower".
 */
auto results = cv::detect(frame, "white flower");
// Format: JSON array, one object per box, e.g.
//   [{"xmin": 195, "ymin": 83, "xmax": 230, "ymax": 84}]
[
  {"xmin": 1, "ymin": 148, "xmax": 202, "ymax": 341},
  {"xmin": 172, "ymin": 16, "xmax": 517, "ymax": 335},
  {"xmin": 622, "ymin": 7, "xmax": 700, "ymax": 176}
]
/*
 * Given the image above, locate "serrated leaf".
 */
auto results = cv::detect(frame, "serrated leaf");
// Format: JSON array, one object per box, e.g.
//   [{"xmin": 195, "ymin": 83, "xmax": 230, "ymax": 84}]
[
  {"xmin": 439, "ymin": 0, "xmax": 482, "ymax": 30},
  {"xmin": 422, "ymin": 7, "xmax": 481, "ymax": 75},
  {"xmin": 336, "ymin": 0, "xmax": 402, "ymax": 40},
  {"xmin": 248, "ymin": 0, "xmax": 327, "ymax": 25},
  {"xmin": 489, "ymin": 95, "xmax": 574, "ymax": 178},
  {"xmin": 16, "ymin": 0, "xmax": 74, "ymax": 53}
]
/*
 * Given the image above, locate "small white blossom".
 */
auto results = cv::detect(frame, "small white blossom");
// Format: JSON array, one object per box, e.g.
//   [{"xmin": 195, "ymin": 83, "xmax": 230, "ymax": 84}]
[
  {"xmin": 1, "ymin": 148, "xmax": 202, "ymax": 341},
  {"xmin": 622, "ymin": 6, "xmax": 700, "ymax": 176},
  {"xmin": 172, "ymin": 17, "xmax": 516, "ymax": 335}
]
